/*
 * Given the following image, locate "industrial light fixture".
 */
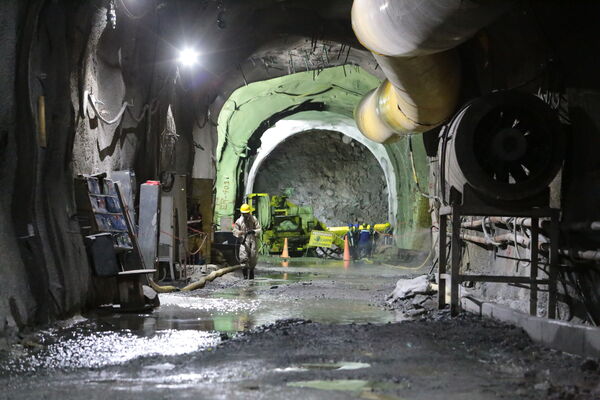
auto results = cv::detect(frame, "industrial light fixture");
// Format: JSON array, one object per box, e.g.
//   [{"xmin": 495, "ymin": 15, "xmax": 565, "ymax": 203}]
[{"xmin": 178, "ymin": 47, "xmax": 199, "ymax": 67}]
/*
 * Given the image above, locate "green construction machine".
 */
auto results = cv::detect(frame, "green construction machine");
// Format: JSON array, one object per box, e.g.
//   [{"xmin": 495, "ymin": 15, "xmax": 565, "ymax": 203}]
[{"xmin": 247, "ymin": 193, "xmax": 330, "ymax": 256}]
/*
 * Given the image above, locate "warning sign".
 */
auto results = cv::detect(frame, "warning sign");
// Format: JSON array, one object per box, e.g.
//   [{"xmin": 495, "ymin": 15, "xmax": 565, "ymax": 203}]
[{"xmin": 308, "ymin": 230, "xmax": 335, "ymax": 248}]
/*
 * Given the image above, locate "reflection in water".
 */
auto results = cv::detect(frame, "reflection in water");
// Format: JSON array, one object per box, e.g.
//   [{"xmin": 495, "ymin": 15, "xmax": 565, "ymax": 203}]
[
  {"xmin": 2, "ymin": 261, "xmax": 407, "ymax": 373},
  {"xmin": 1, "ymin": 328, "xmax": 220, "ymax": 373}
]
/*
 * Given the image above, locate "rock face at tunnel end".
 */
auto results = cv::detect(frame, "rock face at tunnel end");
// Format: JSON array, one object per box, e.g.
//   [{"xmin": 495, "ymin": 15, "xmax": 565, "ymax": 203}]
[{"xmin": 255, "ymin": 130, "xmax": 388, "ymax": 226}]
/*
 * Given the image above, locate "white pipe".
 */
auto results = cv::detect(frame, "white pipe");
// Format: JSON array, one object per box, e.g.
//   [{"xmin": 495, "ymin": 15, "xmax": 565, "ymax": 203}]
[
  {"xmin": 461, "ymin": 217, "xmax": 545, "ymax": 229},
  {"xmin": 566, "ymin": 222, "xmax": 600, "ymax": 231},
  {"xmin": 560, "ymin": 249, "xmax": 600, "ymax": 262},
  {"xmin": 351, "ymin": 0, "xmax": 510, "ymax": 142},
  {"xmin": 352, "ymin": 0, "xmax": 508, "ymax": 58},
  {"xmin": 459, "ymin": 232, "xmax": 550, "ymax": 251}
]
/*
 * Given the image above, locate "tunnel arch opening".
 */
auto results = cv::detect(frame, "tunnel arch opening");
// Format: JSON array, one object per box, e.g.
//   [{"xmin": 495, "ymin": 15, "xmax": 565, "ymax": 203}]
[
  {"xmin": 212, "ymin": 66, "xmax": 430, "ymax": 249},
  {"xmin": 251, "ymin": 129, "xmax": 388, "ymax": 227},
  {"xmin": 244, "ymin": 112, "xmax": 397, "ymax": 226}
]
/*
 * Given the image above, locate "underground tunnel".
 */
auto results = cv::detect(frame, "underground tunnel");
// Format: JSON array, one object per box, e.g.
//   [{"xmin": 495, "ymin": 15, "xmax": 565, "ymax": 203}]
[
  {"xmin": 2, "ymin": 0, "xmax": 600, "ymax": 398},
  {"xmin": 252, "ymin": 129, "xmax": 388, "ymax": 227}
]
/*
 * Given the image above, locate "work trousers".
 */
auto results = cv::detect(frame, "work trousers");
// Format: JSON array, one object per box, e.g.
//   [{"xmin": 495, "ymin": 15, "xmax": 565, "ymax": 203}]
[{"xmin": 239, "ymin": 238, "xmax": 258, "ymax": 270}]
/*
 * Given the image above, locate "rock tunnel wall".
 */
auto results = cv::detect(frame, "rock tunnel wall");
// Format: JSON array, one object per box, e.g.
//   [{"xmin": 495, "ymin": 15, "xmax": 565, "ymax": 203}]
[
  {"xmin": 0, "ymin": 0, "xmax": 34, "ymax": 345},
  {"xmin": 254, "ymin": 130, "xmax": 388, "ymax": 227},
  {"xmin": 0, "ymin": 0, "xmax": 180, "ymax": 340}
]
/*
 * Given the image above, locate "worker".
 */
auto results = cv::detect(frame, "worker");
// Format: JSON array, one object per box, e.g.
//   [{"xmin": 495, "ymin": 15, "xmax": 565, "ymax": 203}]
[
  {"xmin": 353, "ymin": 223, "xmax": 361, "ymax": 259},
  {"xmin": 233, "ymin": 203, "xmax": 262, "ymax": 279},
  {"xmin": 369, "ymin": 223, "xmax": 379, "ymax": 257},
  {"xmin": 358, "ymin": 224, "xmax": 371, "ymax": 259}
]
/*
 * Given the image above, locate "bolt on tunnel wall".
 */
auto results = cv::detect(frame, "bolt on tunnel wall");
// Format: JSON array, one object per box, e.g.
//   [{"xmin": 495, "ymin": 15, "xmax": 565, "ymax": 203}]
[{"xmin": 253, "ymin": 130, "xmax": 388, "ymax": 227}]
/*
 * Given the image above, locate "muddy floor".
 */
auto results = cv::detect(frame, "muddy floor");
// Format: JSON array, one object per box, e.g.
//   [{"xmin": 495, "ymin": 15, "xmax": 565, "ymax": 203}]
[{"xmin": 1, "ymin": 259, "xmax": 599, "ymax": 399}]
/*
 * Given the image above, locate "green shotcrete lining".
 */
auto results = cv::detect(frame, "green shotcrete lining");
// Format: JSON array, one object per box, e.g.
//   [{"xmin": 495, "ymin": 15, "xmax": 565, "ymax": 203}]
[
  {"xmin": 215, "ymin": 66, "xmax": 381, "ymax": 162},
  {"xmin": 384, "ymin": 136, "xmax": 432, "ymax": 249},
  {"xmin": 214, "ymin": 65, "xmax": 430, "ymax": 250}
]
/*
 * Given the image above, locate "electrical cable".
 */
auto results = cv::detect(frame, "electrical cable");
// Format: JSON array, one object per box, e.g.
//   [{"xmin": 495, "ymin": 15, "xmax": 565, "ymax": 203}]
[
  {"xmin": 84, "ymin": 91, "xmax": 160, "ymax": 126},
  {"xmin": 85, "ymin": 91, "xmax": 129, "ymax": 124},
  {"xmin": 481, "ymin": 217, "xmax": 502, "ymax": 246},
  {"xmin": 408, "ymin": 135, "xmax": 439, "ymax": 201},
  {"xmin": 383, "ymin": 230, "xmax": 438, "ymax": 272},
  {"xmin": 511, "ymin": 218, "xmax": 523, "ymax": 272},
  {"xmin": 156, "ymin": 268, "xmax": 167, "ymax": 283},
  {"xmin": 439, "ymin": 126, "xmax": 449, "ymax": 206},
  {"xmin": 382, "ymin": 250, "xmax": 432, "ymax": 271}
]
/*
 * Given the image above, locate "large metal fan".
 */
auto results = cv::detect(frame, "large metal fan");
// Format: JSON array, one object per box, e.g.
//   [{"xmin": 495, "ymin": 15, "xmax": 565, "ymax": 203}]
[
  {"xmin": 444, "ymin": 91, "xmax": 564, "ymax": 203},
  {"xmin": 473, "ymin": 106, "xmax": 550, "ymax": 184}
]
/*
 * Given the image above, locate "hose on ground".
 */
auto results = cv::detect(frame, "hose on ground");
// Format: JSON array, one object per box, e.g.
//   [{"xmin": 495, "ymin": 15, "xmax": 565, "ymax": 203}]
[
  {"xmin": 182, "ymin": 265, "xmax": 243, "ymax": 291},
  {"xmin": 148, "ymin": 278, "xmax": 180, "ymax": 293},
  {"xmin": 148, "ymin": 265, "xmax": 244, "ymax": 293}
]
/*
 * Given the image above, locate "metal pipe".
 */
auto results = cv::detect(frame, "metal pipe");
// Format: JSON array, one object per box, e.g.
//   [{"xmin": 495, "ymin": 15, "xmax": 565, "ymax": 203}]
[
  {"xmin": 564, "ymin": 222, "xmax": 600, "ymax": 232},
  {"xmin": 559, "ymin": 249, "xmax": 600, "ymax": 261},
  {"xmin": 351, "ymin": 0, "xmax": 510, "ymax": 142},
  {"xmin": 353, "ymin": 51, "xmax": 460, "ymax": 139},
  {"xmin": 459, "ymin": 232, "xmax": 550, "ymax": 251},
  {"xmin": 374, "ymin": 52, "xmax": 461, "ymax": 130},
  {"xmin": 351, "ymin": 0, "xmax": 509, "ymax": 58},
  {"xmin": 461, "ymin": 217, "xmax": 543, "ymax": 229}
]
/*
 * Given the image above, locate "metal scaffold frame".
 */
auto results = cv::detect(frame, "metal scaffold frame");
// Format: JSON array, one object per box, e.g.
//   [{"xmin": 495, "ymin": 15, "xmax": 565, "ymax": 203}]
[{"xmin": 437, "ymin": 186, "xmax": 559, "ymax": 318}]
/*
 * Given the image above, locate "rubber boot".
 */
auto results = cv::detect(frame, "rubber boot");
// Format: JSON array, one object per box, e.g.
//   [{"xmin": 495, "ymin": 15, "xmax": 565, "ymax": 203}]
[
  {"xmin": 242, "ymin": 268, "xmax": 248, "ymax": 279},
  {"xmin": 249, "ymin": 269, "xmax": 255, "ymax": 280}
]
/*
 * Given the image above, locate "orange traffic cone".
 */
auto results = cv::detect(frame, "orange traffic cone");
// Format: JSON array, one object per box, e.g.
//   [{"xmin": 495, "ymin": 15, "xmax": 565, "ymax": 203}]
[
  {"xmin": 343, "ymin": 235, "xmax": 351, "ymax": 262},
  {"xmin": 281, "ymin": 237, "xmax": 289, "ymax": 259}
]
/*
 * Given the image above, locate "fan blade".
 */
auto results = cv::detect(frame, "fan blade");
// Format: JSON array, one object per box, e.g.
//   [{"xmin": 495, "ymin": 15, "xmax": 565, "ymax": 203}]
[
  {"xmin": 495, "ymin": 162, "xmax": 510, "ymax": 183},
  {"xmin": 521, "ymin": 155, "xmax": 543, "ymax": 173},
  {"xmin": 499, "ymin": 110, "xmax": 518, "ymax": 128},
  {"xmin": 509, "ymin": 164, "xmax": 529, "ymax": 182}
]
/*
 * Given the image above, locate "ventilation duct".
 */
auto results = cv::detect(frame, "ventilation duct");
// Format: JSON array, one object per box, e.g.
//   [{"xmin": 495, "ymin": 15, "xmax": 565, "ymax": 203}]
[
  {"xmin": 352, "ymin": 0, "xmax": 510, "ymax": 143},
  {"xmin": 442, "ymin": 91, "xmax": 565, "ymax": 203}
]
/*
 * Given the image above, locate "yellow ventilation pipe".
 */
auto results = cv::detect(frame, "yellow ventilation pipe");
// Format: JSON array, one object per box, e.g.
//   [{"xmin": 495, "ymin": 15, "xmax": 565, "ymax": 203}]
[{"xmin": 352, "ymin": 0, "xmax": 509, "ymax": 143}]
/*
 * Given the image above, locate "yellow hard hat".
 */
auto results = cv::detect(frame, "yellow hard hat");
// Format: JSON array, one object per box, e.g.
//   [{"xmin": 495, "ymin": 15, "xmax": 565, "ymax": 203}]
[{"xmin": 240, "ymin": 203, "xmax": 254, "ymax": 213}]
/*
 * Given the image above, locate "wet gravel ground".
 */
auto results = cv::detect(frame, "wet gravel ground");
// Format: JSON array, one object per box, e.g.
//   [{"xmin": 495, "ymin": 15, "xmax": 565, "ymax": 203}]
[{"xmin": 1, "ymin": 259, "xmax": 599, "ymax": 399}]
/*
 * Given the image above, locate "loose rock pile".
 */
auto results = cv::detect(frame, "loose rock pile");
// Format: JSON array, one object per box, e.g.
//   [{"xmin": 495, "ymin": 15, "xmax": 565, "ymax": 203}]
[{"xmin": 386, "ymin": 274, "xmax": 438, "ymax": 317}]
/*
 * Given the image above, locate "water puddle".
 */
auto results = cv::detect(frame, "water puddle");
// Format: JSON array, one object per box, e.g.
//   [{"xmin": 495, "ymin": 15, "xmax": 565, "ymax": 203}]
[
  {"xmin": 1, "ymin": 324, "xmax": 220, "ymax": 373},
  {"xmin": 288, "ymin": 379, "xmax": 371, "ymax": 391},
  {"xmin": 261, "ymin": 272, "xmax": 324, "ymax": 282},
  {"xmin": 275, "ymin": 361, "xmax": 370, "ymax": 372},
  {"xmin": 89, "ymin": 371, "xmax": 223, "ymax": 390},
  {"xmin": 2, "ymin": 261, "xmax": 406, "ymax": 373},
  {"xmin": 287, "ymin": 379, "xmax": 409, "ymax": 399}
]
